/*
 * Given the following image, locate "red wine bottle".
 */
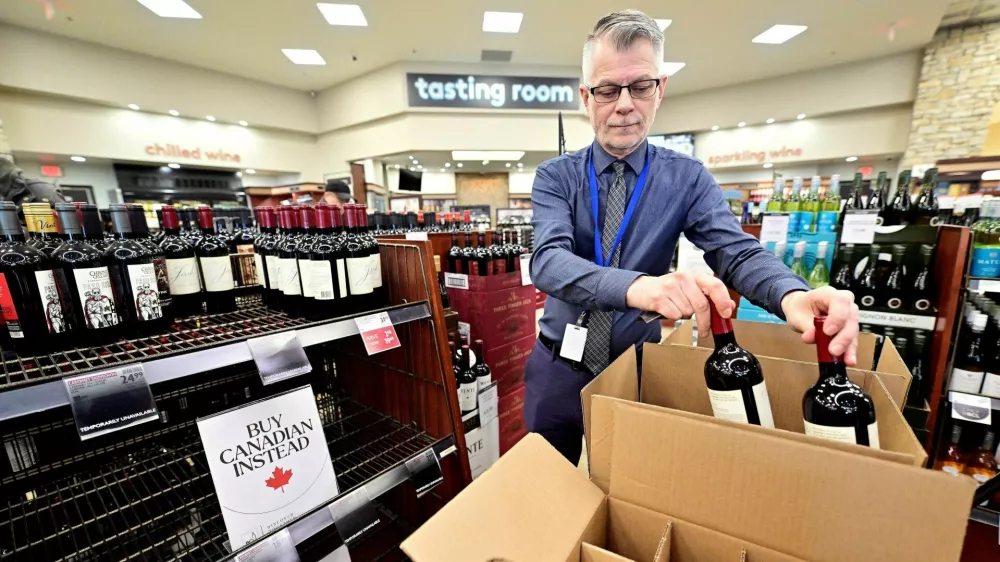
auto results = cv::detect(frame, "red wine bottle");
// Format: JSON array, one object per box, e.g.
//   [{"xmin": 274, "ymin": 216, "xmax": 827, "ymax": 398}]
[
  {"xmin": 296, "ymin": 205, "xmax": 319, "ymax": 307},
  {"xmin": 359, "ymin": 205, "xmax": 385, "ymax": 306},
  {"xmin": 126, "ymin": 204, "xmax": 172, "ymax": 322},
  {"xmin": 703, "ymin": 300, "xmax": 774, "ymax": 427},
  {"xmin": 803, "ymin": 316, "xmax": 879, "ymax": 448},
  {"xmin": 194, "ymin": 206, "xmax": 236, "ymax": 314},
  {"xmin": 105, "ymin": 205, "xmax": 167, "ymax": 336},
  {"xmin": 344, "ymin": 204, "xmax": 374, "ymax": 310},
  {"xmin": 447, "ymin": 232, "xmax": 463, "ymax": 274},
  {"xmin": 491, "ymin": 230, "xmax": 507, "ymax": 275},
  {"xmin": 277, "ymin": 205, "xmax": 305, "ymax": 317},
  {"xmin": 457, "ymin": 344, "xmax": 478, "ymax": 416},
  {"xmin": 158, "ymin": 205, "xmax": 203, "ymax": 317},
  {"xmin": 229, "ymin": 205, "xmax": 263, "ymax": 307},
  {"xmin": 473, "ymin": 339, "xmax": 492, "ymax": 392},
  {"xmin": 304, "ymin": 203, "xmax": 341, "ymax": 320},
  {"xmin": 260, "ymin": 206, "xmax": 285, "ymax": 310},
  {"xmin": 471, "ymin": 231, "xmax": 491, "ymax": 276}
]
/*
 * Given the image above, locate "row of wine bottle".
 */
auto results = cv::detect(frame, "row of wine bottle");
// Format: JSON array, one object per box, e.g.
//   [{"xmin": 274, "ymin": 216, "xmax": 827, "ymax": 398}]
[
  {"xmin": 449, "ymin": 334, "xmax": 492, "ymax": 431},
  {"xmin": 704, "ymin": 303, "xmax": 879, "ymax": 448},
  {"xmin": 446, "ymin": 230, "xmax": 528, "ymax": 276},
  {"xmin": 829, "ymin": 243, "xmax": 936, "ymax": 312}
]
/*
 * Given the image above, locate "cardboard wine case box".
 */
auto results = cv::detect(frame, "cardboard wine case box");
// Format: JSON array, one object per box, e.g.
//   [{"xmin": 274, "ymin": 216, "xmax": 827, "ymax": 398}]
[{"xmin": 449, "ymin": 284, "xmax": 536, "ymax": 349}]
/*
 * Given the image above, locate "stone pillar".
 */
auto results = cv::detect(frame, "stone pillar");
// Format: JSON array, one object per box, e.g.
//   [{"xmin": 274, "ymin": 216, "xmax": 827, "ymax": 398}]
[
  {"xmin": 0, "ymin": 118, "xmax": 12, "ymax": 164},
  {"xmin": 902, "ymin": 22, "xmax": 1000, "ymax": 168}
]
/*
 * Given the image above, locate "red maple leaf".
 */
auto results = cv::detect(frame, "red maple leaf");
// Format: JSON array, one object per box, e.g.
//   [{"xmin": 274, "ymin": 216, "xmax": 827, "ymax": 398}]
[{"xmin": 264, "ymin": 466, "xmax": 293, "ymax": 493}]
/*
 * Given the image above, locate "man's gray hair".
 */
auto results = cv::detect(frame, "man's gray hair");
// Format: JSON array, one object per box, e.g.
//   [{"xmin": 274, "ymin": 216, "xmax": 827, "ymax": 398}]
[{"xmin": 582, "ymin": 10, "xmax": 663, "ymax": 85}]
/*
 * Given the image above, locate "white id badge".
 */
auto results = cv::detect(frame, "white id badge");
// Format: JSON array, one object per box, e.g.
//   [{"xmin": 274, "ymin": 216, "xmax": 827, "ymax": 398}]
[{"xmin": 560, "ymin": 324, "xmax": 587, "ymax": 362}]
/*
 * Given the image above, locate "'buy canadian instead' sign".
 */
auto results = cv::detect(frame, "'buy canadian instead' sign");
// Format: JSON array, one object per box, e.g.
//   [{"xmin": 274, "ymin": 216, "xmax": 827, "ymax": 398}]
[{"xmin": 197, "ymin": 386, "xmax": 339, "ymax": 551}]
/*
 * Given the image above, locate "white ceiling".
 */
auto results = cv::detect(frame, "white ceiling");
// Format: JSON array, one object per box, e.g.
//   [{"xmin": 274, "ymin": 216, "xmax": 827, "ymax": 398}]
[
  {"xmin": 1, "ymin": 0, "xmax": 951, "ymax": 96},
  {"xmin": 380, "ymin": 150, "xmax": 555, "ymax": 173}
]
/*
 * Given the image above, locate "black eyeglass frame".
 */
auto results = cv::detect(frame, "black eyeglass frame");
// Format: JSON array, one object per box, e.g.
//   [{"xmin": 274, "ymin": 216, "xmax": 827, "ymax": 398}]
[{"xmin": 587, "ymin": 78, "xmax": 661, "ymax": 104}]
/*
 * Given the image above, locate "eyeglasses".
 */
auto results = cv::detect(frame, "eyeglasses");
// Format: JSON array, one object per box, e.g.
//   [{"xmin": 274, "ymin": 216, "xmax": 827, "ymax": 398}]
[{"xmin": 588, "ymin": 79, "xmax": 660, "ymax": 104}]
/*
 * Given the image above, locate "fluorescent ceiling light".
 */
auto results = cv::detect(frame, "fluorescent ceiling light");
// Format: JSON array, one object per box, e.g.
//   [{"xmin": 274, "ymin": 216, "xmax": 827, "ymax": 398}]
[
  {"xmin": 752, "ymin": 24, "xmax": 808, "ymax": 45},
  {"xmin": 238, "ymin": 120, "xmax": 249, "ymax": 127},
  {"xmin": 763, "ymin": 163, "xmax": 773, "ymax": 169},
  {"xmin": 845, "ymin": 156, "xmax": 858, "ymax": 162},
  {"xmin": 316, "ymin": 3, "xmax": 368, "ymax": 26},
  {"xmin": 70, "ymin": 156, "xmax": 86, "ymax": 162},
  {"xmin": 661, "ymin": 62, "xmax": 686, "ymax": 76},
  {"xmin": 797, "ymin": 113, "xmax": 806, "ymax": 120},
  {"xmin": 282, "ymin": 49, "xmax": 327, "ymax": 65},
  {"xmin": 766, "ymin": 118, "xmax": 775, "ymax": 124},
  {"xmin": 483, "ymin": 11, "xmax": 523, "ymax": 33},
  {"xmin": 711, "ymin": 125, "xmax": 719, "ymax": 131},
  {"xmin": 168, "ymin": 163, "xmax": 180, "ymax": 169},
  {"xmin": 655, "ymin": 19, "xmax": 672, "ymax": 31},
  {"xmin": 452, "ymin": 150, "xmax": 524, "ymax": 161},
  {"xmin": 168, "ymin": 109, "xmax": 180, "ymax": 116},
  {"xmin": 482, "ymin": 160, "xmax": 490, "ymax": 165},
  {"xmin": 128, "ymin": 103, "xmax": 140, "ymax": 110},
  {"xmin": 737, "ymin": 121, "xmax": 746, "ymax": 127},
  {"xmin": 456, "ymin": 163, "xmax": 464, "ymax": 168},
  {"xmin": 136, "ymin": 0, "xmax": 202, "ymax": 19},
  {"xmin": 245, "ymin": 168, "xmax": 257, "ymax": 174},
  {"xmin": 206, "ymin": 115, "xmax": 216, "ymax": 122}
]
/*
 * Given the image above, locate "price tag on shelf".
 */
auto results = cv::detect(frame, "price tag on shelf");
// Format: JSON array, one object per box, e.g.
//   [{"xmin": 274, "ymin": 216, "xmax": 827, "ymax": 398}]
[
  {"xmin": 478, "ymin": 382, "xmax": 499, "ymax": 426},
  {"xmin": 520, "ymin": 254, "xmax": 532, "ymax": 286},
  {"xmin": 329, "ymin": 486, "xmax": 380, "ymax": 545},
  {"xmin": 234, "ymin": 529, "xmax": 300, "ymax": 562},
  {"xmin": 405, "ymin": 447, "xmax": 445, "ymax": 498},
  {"xmin": 64, "ymin": 363, "xmax": 159, "ymax": 441},
  {"xmin": 759, "ymin": 213, "xmax": 790, "ymax": 246},
  {"xmin": 444, "ymin": 272, "xmax": 469, "ymax": 290},
  {"xmin": 840, "ymin": 210, "xmax": 880, "ymax": 245},
  {"xmin": 951, "ymin": 392, "xmax": 993, "ymax": 425},
  {"xmin": 355, "ymin": 311, "xmax": 401, "ymax": 355},
  {"xmin": 404, "ymin": 232, "xmax": 428, "ymax": 241},
  {"xmin": 247, "ymin": 330, "xmax": 313, "ymax": 386}
]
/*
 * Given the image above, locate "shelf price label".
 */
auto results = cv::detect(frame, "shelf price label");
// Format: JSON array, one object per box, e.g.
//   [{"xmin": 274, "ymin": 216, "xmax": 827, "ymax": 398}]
[
  {"xmin": 520, "ymin": 254, "xmax": 532, "ymax": 286},
  {"xmin": 759, "ymin": 213, "xmax": 790, "ymax": 246},
  {"xmin": 234, "ymin": 529, "xmax": 300, "ymax": 562},
  {"xmin": 478, "ymin": 382, "xmax": 499, "ymax": 426},
  {"xmin": 355, "ymin": 311, "xmax": 401, "ymax": 355},
  {"xmin": 840, "ymin": 210, "xmax": 881, "ymax": 245},
  {"xmin": 247, "ymin": 330, "xmax": 313, "ymax": 386},
  {"xmin": 951, "ymin": 392, "xmax": 993, "ymax": 425},
  {"xmin": 329, "ymin": 486, "xmax": 381, "ymax": 545},
  {"xmin": 405, "ymin": 232, "xmax": 429, "ymax": 241},
  {"xmin": 64, "ymin": 363, "xmax": 159, "ymax": 441},
  {"xmin": 405, "ymin": 448, "xmax": 445, "ymax": 498},
  {"xmin": 444, "ymin": 272, "xmax": 468, "ymax": 290}
]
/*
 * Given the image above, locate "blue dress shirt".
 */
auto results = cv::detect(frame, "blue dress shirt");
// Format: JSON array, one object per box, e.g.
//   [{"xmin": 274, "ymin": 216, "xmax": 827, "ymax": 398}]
[{"xmin": 530, "ymin": 140, "xmax": 809, "ymax": 360}]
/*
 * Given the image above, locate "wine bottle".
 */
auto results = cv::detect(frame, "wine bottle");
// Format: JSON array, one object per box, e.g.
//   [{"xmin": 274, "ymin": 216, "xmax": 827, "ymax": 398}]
[
  {"xmin": 105, "ymin": 205, "xmax": 166, "ymax": 335},
  {"xmin": 457, "ymin": 344, "xmax": 478, "ymax": 416},
  {"xmin": 434, "ymin": 255, "xmax": 450, "ymax": 309},
  {"xmin": 882, "ymin": 245, "xmax": 907, "ymax": 311},
  {"xmin": 471, "ymin": 231, "xmax": 491, "ymax": 276},
  {"xmin": 773, "ymin": 240, "xmax": 788, "ymax": 266},
  {"xmin": 913, "ymin": 167, "xmax": 940, "ymax": 225},
  {"xmin": 830, "ymin": 244, "xmax": 855, "ymax": 291},
  {"xmin": 907, "ymin": 331, "xmax": 929, "ymax": 407},
  {"xmin": 866, "ymin": 171, "xmax": 888, "ymax": 211},
  {"xmin": 934, "ymin": 425, "xmax": 966, "ymax": 476},
  {"xmin": 807, "ymin": 241, "xmax": 830, "ymax": 288},
  {"xmin": 803, "ymin": 316, "xmax": 879, "ymax": 448},
  {"xmin": 360, "ymin": 205, "xmax": 386, "ymax": 306},
  {"xmin": 194, "ymin": 206, "xmax": 237, "ymax": 314},
  {"xmin": 127, "ymin": 204, "xmax": 172, "ymax": 322},
  {"xmin": 490, "ymin": 230, "xmax": 507, "ymax": 275},
  {"xmin": 23, "ymin": 202, "xmax": 61, "ymax": 256},
  {"xmin": 158, "ymin": 205, "xmax": 202, "ymax": 318},
  {"xmin": 887, "ymin": 172, "xmax": 913, "ymax": 226},
  {"xmin": 304, "ymin": 203, "xmax": 342, "ymax": 320},
  {"xmin": 800, "ymin": 176, "xmax": 821, "ymax": 232},
  {"xmin": 295, "ymin": 205, "xmax": 318, "ymax": 306},
  {"xmin": 854, "ymin": 244, "xmax": 881, "ymax": 308},
  {"xmin": 703, "ymin": 300, "xmax": 774, "ymax": 427},
  {"xmin": 277, "ymin": 205, "xmax": 305, "ymax": 317},
  {"xmin": 0, "ymin": 201, "xmax": 74, "ymax": 353},
  {"xmin": 766, "ymin": 178, "xmax": 785, "ymax": 213},
  {"xmin": 789, "ymin": 241, "xmax": 809, "ymax": 278},
  {"xmin": 230, "ymin": 206, "xmax": 264, "ymax": 306},
  {"xmin": 950, "ymin": 313, "xmax": 987, "ymax": 393},
  {"xmin": 510, "ymin": 230, "xmax": 527, "ymax": 272},
  {"xmin": 785, "ymin": 176, "xmax": 802, "ymax": 233},
  {"xmin": 965, "ymin": 430, "xmax": 998, "ymax": 487},
  {"xmin": 473, "ymin": 339, "xmax": 492, "ymax": 392},
  {"xmin": 78, "ymin": 203, "xmax": 107, "ymax": 250},
  {"xmin": 447, "ymin": 232, "xmax": 463, "ymax": 275},
  {"xmin": 461, "ymin": 231, "xmax": 475, "ymax": 275},
  {"xmin": 818, "ymin": 174, "xmax": 841, "ymax": 232},
  {"xmin": 52, "ymin": 202, "xmax": 123, "ymax": 346},
  {"xmin": 254, "ymin": 207, "xmax": 281, "ymax": 309},
  {"xmin": 344, "ymin": 204, "xmax": 374, "ymax": 310},
  {"xmin": 912, "ymin": 244, "xmax": 935, "ymax": 313}
]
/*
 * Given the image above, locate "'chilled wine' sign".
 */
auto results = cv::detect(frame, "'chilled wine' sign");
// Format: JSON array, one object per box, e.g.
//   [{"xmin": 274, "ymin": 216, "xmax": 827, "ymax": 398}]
[{"xmin": 198, "ymin": 386, "xmax": 339, "ymax": 551}]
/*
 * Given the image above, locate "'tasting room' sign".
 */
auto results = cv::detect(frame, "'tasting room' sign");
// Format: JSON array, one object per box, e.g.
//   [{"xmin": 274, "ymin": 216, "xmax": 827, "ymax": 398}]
[{"xmin": 406, "ymin": 73, "xmax": 579, "ymax": 110}]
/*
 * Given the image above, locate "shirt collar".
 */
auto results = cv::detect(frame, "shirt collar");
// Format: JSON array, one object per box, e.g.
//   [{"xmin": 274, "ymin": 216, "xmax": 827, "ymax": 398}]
[{"xmin": 592, "ymin": 139, "xmax": 648, "ymax": 175}]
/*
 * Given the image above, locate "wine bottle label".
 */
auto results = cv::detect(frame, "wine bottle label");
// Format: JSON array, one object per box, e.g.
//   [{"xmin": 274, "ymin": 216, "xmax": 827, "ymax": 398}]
[
  {"xmin": 970, "ymin": 247, "xmax": 1000, "ymax": 278},
  {"xmin": 752, "ymin": 381, "xmax": 775, "ymax": 428},
  {"xmin": 72, "ymin": 266, "xmax": 120, "ymax": 329},
  {"xmin": 980, "ymin": 373, "xmax": 1000, "ymax": 398},
  {"xmin": 369, "ymin": 253, "xmax": 383, "ymax": 289},
  {"xmin": 459, "ymin": 382, "xmax": 477, "ymax": 412},
  {"xmin": 346, "ymin": 256, "xmax": 374, "ymax": 295},
  {"xmin": 254, "ymin": 253, "xmax": 267, "ymax": 289},
  {"xmin": 152, "ymin": 257, "xmax": 171, "ymax": 304},
  {"xmin": 816, "ymin": 211, "xmax": 839, "ymax": 232},
  {"xmin": 803, "ymin": 420, "xmax": 880, "ymax": 448},
  {"xmin": 708, "ymin": 381, "xmax": 774, "ymax": 428},
  {"xmin": 868, "ymin": 421, "xmax": 880, "ymax": 449},
  {"xmin": 476, "ymin": 374, "xmax": 492, "ymax": 392},
  {"xmin": 34, "ymin": 269, "xmax": 69, "ymax": 335},
  {"xmin": 785, "ymin": 211, "xmax": 801, "ymax": 234},
  {"xmin": 0, "ymin": 273, "xmax": 23, "ymax": 338},
  {"xmin": 231, "ymin": 244, "xmax": 259, "ymax": 287},
  {"xmin": 494, "ymin": 259, "xmax": 507, "ymax": 275},
  {"xmin": 279, "ymin": 258, "xmax": 301, "ymax": 296},
  {"xmin": 298, "ymin": 259, "xmax": 314, "ymax": 298},
  {"xmin": 887, "ymin": 297, "xmax": 903, "ymax": 309},
  {"xmin": 166, "ymin": 257, "xmax": 201, "ymax": 295},
  {"xmin": 265, "ymin": 255, "xmax": 283, "ymax": 292},
  {"xmin": 336, "ymin": 259, "xmax": 348, "ymax": 300},
  {"xmin": 949, "ymin": 368, "xmax": 986, "ymax": 393},
  {"xmin": 798, "ymin": 211, "xmax": 816, "ymax": 232},
  {"xmin": 310, "ymin": 261, "xmax": 337, "ymax": 300},
  {"xmin": 199, "ymin": 256, "xmax": 235, "ymax": 293},
  {"xmin": 914, "ymin": 298, "xmax": 931, "ymax": 312},
  {"xmin": 126, "ymin": 263, "xmax": 163, "ymax": 321}
]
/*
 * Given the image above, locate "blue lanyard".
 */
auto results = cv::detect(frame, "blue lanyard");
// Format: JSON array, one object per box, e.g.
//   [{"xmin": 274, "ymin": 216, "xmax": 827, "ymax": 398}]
[{"xmin": 589, "ymin": 144, "xmax": 651, "ymax": 267}]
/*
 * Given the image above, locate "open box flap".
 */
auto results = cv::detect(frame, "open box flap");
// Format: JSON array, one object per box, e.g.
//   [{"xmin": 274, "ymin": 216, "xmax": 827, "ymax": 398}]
[
  {"xmin": 401, "ymin": 434, "xmax": 605, "ymax": 562},
  {"xmin": 582, "ymin": 346, "xmax": 639, "ymax": 491},
  {"xmin": 582, "ymin": 544, "xmax": 637, "ymax": 562},
  {"xmin": 605, "ymin": 401, "xmax": 975, "ymax": 562}
]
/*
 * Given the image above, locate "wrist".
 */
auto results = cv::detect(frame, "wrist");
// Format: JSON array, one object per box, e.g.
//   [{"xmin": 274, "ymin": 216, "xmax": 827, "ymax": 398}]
[
  {"xmin": 625, "ymin": 275, "xmax": 649, "ymax": 309},
  {"xmin": 780, "ymin": 289, "xmax": 807, "ymax": 318}
]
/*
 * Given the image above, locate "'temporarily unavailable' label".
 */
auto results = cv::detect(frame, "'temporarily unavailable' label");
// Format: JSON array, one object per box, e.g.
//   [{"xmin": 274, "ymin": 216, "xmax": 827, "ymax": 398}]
[{"xmin": 64, "ymin": 364, "xmax": 159, "ymax": 440}]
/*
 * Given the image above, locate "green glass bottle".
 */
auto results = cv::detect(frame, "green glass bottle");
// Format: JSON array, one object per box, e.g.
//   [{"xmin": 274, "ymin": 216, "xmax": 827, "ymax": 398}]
[
  {"xmin": 818, "ymin": 174, "xmax": 841, "ymax": 232},
  {"xmin": 807, "ymin": 241, "xmax": 831, "ymax": 289},
  {"xmin": 767, "ymin": 178, "xmax": 785, "ymax": 213},
  {"xmin": 801, "ymin": 175, "xmax": 821, "ymax": 233},
  {"xmin": 785, "ymin": 177, "xmax": 803, "ymax": 233},
  {"xmin": 790, "ymin": 241, "xmax": 809, "ymax": 278}
]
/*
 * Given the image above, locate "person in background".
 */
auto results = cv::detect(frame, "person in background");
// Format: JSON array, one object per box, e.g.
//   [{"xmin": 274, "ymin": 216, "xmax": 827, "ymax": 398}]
[
  {"xmin": 525, "ymin": 10, "xmax": 859, "ymax": 463},
  {"xmin": 0, "ymin": 158, "xmax": 65, "ymax": 206},
  {"xmin": 321, "ymin": 179, "xmax": 354, "ymax": 206}
]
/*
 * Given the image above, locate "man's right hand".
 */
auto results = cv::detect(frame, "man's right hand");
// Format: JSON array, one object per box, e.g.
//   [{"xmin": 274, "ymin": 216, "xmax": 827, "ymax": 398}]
[{"xmin": 625, "ymin": 272, "xmax": 735, "ymax": 338}]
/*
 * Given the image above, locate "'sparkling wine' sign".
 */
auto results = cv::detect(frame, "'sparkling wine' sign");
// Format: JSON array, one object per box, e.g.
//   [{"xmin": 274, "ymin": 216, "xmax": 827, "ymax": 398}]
[{"xmin": 406, "ymin": 73, "xmax": 579, "ymax": 110}]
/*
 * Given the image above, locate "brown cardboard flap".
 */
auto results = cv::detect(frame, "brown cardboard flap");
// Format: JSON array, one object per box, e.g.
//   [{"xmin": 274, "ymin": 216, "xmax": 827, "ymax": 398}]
[
  {"xmin": 607, "ymin": 498, "xmax": 673, "ymax": 562},
  {"xmin": 606, "ymin": 402, "xmax": 976, "ymax": 562},
  {"xmin": 668, "ymin": 516, "xmax": 805, "ymax": 562},
  {"xmin": 575, "ymin": 498, "xmax": 610, "ymax": 562},
  {"xmin": 582, "ymin": 543, "xmax": 638, "ymax": 562},
  {"xmin": 583, "ymin": 347, "xmax": 639, "ymax": 491},
  {"xmin": 643, "ymin": 344, "xmax": 926, "ymax": 467},
  {"xmin": 401, "ymin": 434, "xmax": 605, "ymax": 562}
]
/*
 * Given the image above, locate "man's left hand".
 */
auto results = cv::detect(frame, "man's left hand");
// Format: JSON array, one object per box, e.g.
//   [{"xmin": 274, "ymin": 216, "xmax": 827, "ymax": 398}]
[{"xmin": 780, "ymin": 287, "xmax": 860, "ymax": 366}]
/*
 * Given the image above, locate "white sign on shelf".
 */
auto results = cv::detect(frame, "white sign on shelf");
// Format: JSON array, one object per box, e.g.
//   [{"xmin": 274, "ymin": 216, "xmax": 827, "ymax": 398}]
[
  {"xmin": 404, "ymin": 232, "xmax": 429, "ymax": 241},
  {"xmin": 247, "ymin": 331, "xmax": 313, "ymax": 386},
  {"xmin": 951, "ymin": 392, "xmax": 993, "ymax": 425},
  {"xmin": 477, "ymin": 383, "xmax": 499, "ymax": 426},
  {"xmin": 856, "ymin": 310, "xmax": 936, "ymax": 331},
  {"xmin": 840, "ymin": 211, "xmax": 880, "ymax": 245},
  {"xmin": 444, "ymin": 272, "xmax": 469, "ymax": 290},
  {"xmin": 234, "ymin": 529, "xmax": 300, "ymax": 562},
  {"xmin": 759, "ymin": 213, "xmax": 790, "ymax": 246},
  {"xmin": 465, "ymin": 417, "xmax": 499, "ymax": 480},
  {"xmin": 197, "ymin": 386, "xmax": 339, "ymax": 551},
  {"xmin": 970, "ymin": 279, "xmax": 1000, "ymax": 294},
  {"xmin": 354, "ymin": 311, "xmax": 401, "ymax": 355},
  {"xmin": 64, "ymin": 364, "xmax": 159, "ymax": 441},
  {"xmin": 520, "ymin": 254, "xmax": 532, "ymax": 286}
]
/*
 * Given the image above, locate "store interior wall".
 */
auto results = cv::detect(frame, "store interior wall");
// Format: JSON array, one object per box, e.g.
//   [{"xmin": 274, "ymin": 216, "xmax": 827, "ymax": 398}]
[{"xmin": 14, "ymin": 156, "xmax": 121, "ymax": 208}]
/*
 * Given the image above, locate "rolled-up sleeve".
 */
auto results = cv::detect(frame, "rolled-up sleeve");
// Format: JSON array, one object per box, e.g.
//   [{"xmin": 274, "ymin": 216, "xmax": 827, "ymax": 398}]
[
  {"xmin": 682, "ymin": 165, "xmax": 809, "ymax": 317},
  {"xmin": 530, "ymin": 163, "xmax": 644, "ymax": 312}
]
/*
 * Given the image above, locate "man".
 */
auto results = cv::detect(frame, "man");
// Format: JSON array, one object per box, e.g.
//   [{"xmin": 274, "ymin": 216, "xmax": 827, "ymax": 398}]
[
  {"xmin": 0, "ymin": 158, "xmax": 65, "ymax": 206},
  {"xmin": 527, "ymin": 10, "xmax": 859, "ymax": 463},
  {"xmin": 321, "ymin": 179, "xmax": 354, "ymax": 206}
]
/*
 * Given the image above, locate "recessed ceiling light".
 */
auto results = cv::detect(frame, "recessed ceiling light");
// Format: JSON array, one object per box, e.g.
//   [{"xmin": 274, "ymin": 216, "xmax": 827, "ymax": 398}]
[
  {"xmin": 456, "ymin": 163, "xmax": 464, "ymax": 168},
  {"xmin": 136, "ymin": 0, "xmax": 202, "ymax": 19},
  {"xmin": 483, "ymin": 11, "xmax": 523, "ymax": 33},
  {"xmin": 236, "ymin": 171, "xmax": 243, "ymax": 178},
  {"xmin": 128, "ymin": 103, "xmax": 140, "ymax": 111},
  {"xmin": 281, "ymin": 49, "xmax": 327, "ymax": 65},
  {"xmin": 417, "ymin": 165, "xmax": 423, "ymax": 169},
  {"xmin": 737, "ymin": 121, "xmax": 746, "ymax": 127},
  {"xmin": 766, "ymin": 118, "xmax": 775, "ymax": 124},
  {"xmin": 408, "ymin": 155, "xmax": 414, "ymax": 160},
  {"xmin": 440, "ymin": 168, "xmax": 446, "ymax": 172},
  {"xmin": 394, "ymin": 164, "xmax": 401, "ymax": 169},
  {"xmin": 316, "ymin": 3, "xmax": 368, "ymax": 26},
  {"xmin": 482, "ymin": 160, "xmax": 490, "ymax": 166},
  {"xmin": 763, "ymin": 163, "xmax": 773, "ymax": 169},
  {"xmin": 517, "ymin": 162, "xmax": 523, "ymax": 167},
  {"xmin": 168, "ymin": 163, "xmax": 180, "ymax": 169},
  {"xmin": 413, "ymin": 160, "xmax": 419, "ymax": 165},
  {"xmin": 845, "ymin": 156, "xmax": 858, "ymax": 162},
  {"xmin": 206, "ymin": 115, "xmax": 216, "ymax": 122},
  {"xmin": 444, "ymin": 163, "xmax": 451, "ymax": 168},
  {"xmin": 168, "ymin": 109, "xmax": 180, "ymax": 116},
  {"xmin": 505, "ymin": 163, "xmax": 512, "ymax": 168},
  {"xmin": 752, "ymin": 24, "xmax": 808, "ymax": 45},
  {"xmin": 245, "ymin": 168, "xmax": 257, "ymax": 174},
  {"xmin": 655, "ymin": 19, "xmax": 672, "ymax": 31},
  {"xmin": 409, "ymin": 166, "xmax": 415, "ymax": 171},
  {"xmin": 70, "ymin": 156, "xmax": 86, "ymax": 163},
  {"xmin": 238, "ymin": 120, "xmax": 249, "ymax": 127},
  {"xmin": 452, "ymin": 150, "xmax": 524, "ymax": 161},
  {"xmin": 797, "ymin": 113, "xmax": 806, "ymax": 120},
  {"xmin": 711, "ymin": 125, "xmax": 720, "ymax": 131},
  {"xmin": 160, "ymin": 166, "xmax": 171, "ymax": 173},
  {"xmin": 661, "ymin": 62, "xmax": 686, "ymax": 76}
]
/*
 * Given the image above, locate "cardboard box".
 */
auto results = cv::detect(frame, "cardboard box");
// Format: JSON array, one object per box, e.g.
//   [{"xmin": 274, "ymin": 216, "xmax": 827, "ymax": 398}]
[
  {"xmin": 482, "ymin": 333, "xmax": 534, "ymax": 395},
  {"xmin": 450, "ymin": 284, "xmax": 536, "ymax": 349},
  {"xmin": 466, "ymin": 270, "xmax": 524, "ymax": 292},
  {"xmin": 498, "ymin": 386, "xmax": 527, "ymax": 455},
  {"xmin": 403, "ymin": 403, "xmax": 974, "ymax": 562}
]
